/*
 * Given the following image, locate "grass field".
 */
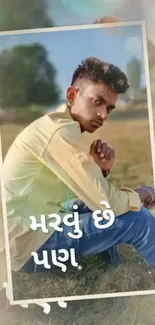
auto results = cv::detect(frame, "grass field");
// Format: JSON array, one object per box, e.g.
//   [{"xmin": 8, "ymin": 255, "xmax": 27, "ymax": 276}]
[
  {"xmin": 2, "ymin": 295, "xmax": 155, "ymax": 325},
  {"xmin": 1, "ymin": 116, "xmax": 155, "ymax": 324}
]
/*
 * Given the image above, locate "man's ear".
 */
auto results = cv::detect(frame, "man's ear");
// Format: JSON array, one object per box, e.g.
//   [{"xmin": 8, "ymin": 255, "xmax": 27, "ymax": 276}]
[{"xmin": 67, "ymin": 87, "xmax": 79, "ymax": 104}]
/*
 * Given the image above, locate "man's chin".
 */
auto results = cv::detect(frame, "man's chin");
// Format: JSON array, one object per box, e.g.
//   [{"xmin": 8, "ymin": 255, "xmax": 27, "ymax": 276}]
[
  {"xmin": 81, "ymin": 123, "xmax": 103, "ymax": 133},
  {"xmin": 81, "ymin": 125, "xmax": 94, "ymax": 133},
  {"xmin": 87, "ymin": 129, "xmax": 95, "ymax": 134},
  {"xmin": 88, "ymin": 124, "xmax": 103, "ymax": 133}
]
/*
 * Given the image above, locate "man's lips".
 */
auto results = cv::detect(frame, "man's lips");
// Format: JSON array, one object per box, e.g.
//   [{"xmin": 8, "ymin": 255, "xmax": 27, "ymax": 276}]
[{"xmin": 91, "ymin": 118, "xmax": 104, "ymax": 128}]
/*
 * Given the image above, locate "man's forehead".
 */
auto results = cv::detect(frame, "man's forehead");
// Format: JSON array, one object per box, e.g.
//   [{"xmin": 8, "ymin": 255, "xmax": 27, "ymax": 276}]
[{"xmin": 85, "ymin": 82, "xmax": 118, "ymax": 101}]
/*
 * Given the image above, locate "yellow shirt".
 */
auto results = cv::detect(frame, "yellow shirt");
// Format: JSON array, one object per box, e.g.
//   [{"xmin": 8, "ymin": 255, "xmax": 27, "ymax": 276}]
[{"xmin": 0, "ymin": 103, "xmax": 141, "ymax": 289}]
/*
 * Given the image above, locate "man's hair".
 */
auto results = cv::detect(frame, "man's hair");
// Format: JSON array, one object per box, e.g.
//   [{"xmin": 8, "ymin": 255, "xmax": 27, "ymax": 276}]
[{"xmin": 71, "ymin": 57, "xmax": 129, "ymax": 94}]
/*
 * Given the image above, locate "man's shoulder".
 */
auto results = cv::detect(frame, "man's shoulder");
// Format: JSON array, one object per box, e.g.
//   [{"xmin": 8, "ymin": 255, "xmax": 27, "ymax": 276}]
[
  {"xmin": 12, "ymin": 104, "xmax": 67, "ymax": 140},
  {"xmin": 27, "ymin": 103, "xmax": 79, "ymax": 133},
  {"xmin": 7, "ymin": 104, "xmax": 81, "ymax": 155},
  {"xmin": 46, "ymin": 104, "xmax": 81, "ymax": 138}
]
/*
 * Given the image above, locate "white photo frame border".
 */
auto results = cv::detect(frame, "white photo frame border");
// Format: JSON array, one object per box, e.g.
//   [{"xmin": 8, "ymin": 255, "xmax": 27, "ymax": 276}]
[{"xmin": 0, "ymin": 20, "xmax": 155, "ymax": 306}]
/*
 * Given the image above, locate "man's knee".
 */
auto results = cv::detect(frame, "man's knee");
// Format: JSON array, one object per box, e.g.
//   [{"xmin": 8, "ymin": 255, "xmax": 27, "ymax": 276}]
[
  {"xmin": 129, "ymin": 207, "xmax": 155, "ymax": 243},
  {"xmin": 136, "ymin": 207, "xmax": 155, "ymax": 225},
  {"xmin": 117, "ymin": 207, "xmax": 155, "ymax": 244},
  {"xmin": 121, "ymin": 207, "xmax": 154, "ymax": 225}
]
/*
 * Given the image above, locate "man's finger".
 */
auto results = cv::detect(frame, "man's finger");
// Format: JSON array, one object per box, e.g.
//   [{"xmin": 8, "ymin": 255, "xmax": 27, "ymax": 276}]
[
  {"xmin": 144, "ymin": 196, "xmax": 154, "ymax": 208},
  {"xmin": 96, "ymin": 139, "xmax": 103, "ymax": 153},
  {"xmin": 104, "ymin": 147, "xmax": 112, "ymax": 160},
  {"xmin": 108, "ymin": 149, "xmax": 116, "ymax": 160},
  {"xmin": 99, "ymin": 142, "xmax": 107, "ymax": 158}
]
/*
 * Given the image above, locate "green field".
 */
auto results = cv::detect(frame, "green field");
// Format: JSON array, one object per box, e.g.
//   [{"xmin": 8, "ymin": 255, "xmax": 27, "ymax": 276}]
[{"xmin": 1, "ymin": 118, "xmax": 155, "ymax": 324}]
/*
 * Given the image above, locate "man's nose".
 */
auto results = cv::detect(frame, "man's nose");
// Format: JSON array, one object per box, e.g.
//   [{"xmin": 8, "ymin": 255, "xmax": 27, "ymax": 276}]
[{"xmin": 99, "ymin": 108, "xmax": 108, "ymax": 120}]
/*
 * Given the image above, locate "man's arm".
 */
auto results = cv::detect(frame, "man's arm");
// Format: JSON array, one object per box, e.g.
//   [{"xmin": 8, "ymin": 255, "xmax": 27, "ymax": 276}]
[{"xmin": 39, "ymin": 123, "xmax": 142, "ymax": 216}]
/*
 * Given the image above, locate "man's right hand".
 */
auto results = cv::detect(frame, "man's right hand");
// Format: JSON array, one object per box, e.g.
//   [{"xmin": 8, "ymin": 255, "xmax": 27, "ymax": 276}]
[{"xmin": 135, "ymin": 186, "xmax": 155, "ymax": 209}]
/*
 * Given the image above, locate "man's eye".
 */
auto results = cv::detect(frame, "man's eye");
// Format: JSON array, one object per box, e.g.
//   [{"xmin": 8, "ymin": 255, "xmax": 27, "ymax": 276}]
[
  {"xmin": 107, "ymin": 105, "xmax": 115, "ymax": 113},
  {"xmin": 93, "ymin": 98, "xmax": 101, "ymax": 105}
]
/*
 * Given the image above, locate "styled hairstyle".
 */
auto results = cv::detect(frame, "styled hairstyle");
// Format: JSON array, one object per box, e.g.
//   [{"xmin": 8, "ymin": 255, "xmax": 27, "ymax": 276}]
[{"xmin": 71, "ymin": 57, "xmax": 129, "ymax": 94}]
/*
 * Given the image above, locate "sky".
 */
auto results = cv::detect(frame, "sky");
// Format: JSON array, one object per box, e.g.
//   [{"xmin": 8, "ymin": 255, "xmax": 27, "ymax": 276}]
[{"xmin": 0, "ymin": 24, "xmax": 146, "ymax": 99}]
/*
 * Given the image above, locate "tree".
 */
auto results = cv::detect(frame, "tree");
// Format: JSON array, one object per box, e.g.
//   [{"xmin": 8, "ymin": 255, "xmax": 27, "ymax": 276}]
[
  {"xmin": 0, "ymin": 43, "xmax": 61, "ymax": 109},
  {"xmin": 126, "ymin": 57, "xmax": 142, "ymax": 97},
  {"xmin": 0, "ymin": 0, "xmax": 53, "ymax": 31}
]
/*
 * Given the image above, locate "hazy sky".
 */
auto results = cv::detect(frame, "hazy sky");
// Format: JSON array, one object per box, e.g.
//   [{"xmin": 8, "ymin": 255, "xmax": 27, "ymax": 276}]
[{"xmin": 0, "ymin": 24, "xmax": 146, "ymax": 99}]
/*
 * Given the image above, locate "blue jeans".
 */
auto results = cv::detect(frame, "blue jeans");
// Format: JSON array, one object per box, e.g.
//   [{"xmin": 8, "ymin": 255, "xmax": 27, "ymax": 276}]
[{"xmin": 22, "ymin": 200, "xmax": 155, "ymax": 272}]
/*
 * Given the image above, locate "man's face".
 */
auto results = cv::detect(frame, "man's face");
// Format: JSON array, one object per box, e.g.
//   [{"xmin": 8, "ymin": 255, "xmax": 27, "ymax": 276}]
[{"xmin": 67, "ymin": 80, "xmax": 118, "ymax": 133}]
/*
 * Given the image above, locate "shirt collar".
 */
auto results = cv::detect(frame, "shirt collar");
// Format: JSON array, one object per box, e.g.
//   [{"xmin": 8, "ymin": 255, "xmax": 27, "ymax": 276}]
[{"xmin": 56, "ymin": 103, "xmax": 73, "ymax": 120}]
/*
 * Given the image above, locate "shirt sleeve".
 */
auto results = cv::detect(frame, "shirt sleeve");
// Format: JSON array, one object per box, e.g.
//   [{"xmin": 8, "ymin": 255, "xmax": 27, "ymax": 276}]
[{"xmin": 40, "ymin": 122, "xmax": 142, "ymax": 217}]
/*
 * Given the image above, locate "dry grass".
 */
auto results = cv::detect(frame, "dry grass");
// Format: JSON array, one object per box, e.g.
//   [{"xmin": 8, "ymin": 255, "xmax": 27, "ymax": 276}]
[{"xmin": 1, "ymin": 116, "xmax": 155, "ymax": 324}]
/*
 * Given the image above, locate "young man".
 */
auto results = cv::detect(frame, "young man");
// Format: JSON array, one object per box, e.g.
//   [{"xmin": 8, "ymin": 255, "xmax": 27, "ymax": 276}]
[{"xmin": 2, "ymin": 57, "xmax": 155, "ymax": 278}]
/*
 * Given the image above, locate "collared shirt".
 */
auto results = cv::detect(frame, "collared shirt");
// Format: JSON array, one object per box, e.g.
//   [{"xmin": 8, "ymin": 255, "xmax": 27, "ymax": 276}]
[{"xmin": 0, "ymin": 104, "xmax": 142, "ymax": 289}]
